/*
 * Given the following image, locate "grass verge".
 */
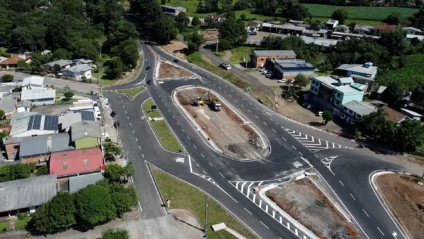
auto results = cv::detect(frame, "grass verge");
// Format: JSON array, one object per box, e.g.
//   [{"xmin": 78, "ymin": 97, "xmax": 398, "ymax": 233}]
[
  {"xmin": 0, "ymin": 217, "xmax": 31, "ymax": 232},
  {"xmin": 142, "ymin": 98, "xmax": 184, "ymax": 153},
  {"xmin": 187, "ymin": 52, "xmax": 274, "ymax": 108},
  {"xmin": 54, "ymin": 97, "xmax": 78, "ymax": 104},
  {"xmin": 152, "ymin": 168, "xmax": 257, "ymax": 239},
  {"xmin": 118, "ymin": 87, "xmax": 145, "ymax": 99}
]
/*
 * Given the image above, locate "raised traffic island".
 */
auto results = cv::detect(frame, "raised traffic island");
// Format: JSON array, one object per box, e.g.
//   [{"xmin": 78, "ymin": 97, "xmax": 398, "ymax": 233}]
[{"xmin": 173, "ymin": 86, "xmax": 269, "ymax": 161}]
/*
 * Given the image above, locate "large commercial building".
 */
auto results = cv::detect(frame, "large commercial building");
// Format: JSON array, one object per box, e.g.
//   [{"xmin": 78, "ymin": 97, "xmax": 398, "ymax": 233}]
[{"xmin": 251, "ymin": 50, "xmax": 297, "ymax": 68}]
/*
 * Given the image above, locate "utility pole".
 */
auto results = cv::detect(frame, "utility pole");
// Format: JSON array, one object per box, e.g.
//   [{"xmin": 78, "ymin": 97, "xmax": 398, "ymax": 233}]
[
  {"xmin": 215, "ymin": 39, "xmax": 219, "ymax": 53},
  {"xmin": 204, "ymin": 195, "xmax": 209, "ymax": 233}
]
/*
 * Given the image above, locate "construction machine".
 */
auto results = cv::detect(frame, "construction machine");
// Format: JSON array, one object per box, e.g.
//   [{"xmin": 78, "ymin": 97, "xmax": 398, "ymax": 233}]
[{"xmin": 192, "ymin": 90, "xmax": 221, "ymax": 111}]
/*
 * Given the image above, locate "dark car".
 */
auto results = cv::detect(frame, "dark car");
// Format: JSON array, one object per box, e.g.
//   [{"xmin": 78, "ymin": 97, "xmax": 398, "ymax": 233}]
[
  {"xmin": 147, "ymin": 80, "xmax": 153, "ymax": 85},
  {"xmin": 146, "ymin": 66, "xmax": 150, "ymax": 70},
  {"xmin": 173, "ymin": 59, "xmax": 179, "ymax": 63}
]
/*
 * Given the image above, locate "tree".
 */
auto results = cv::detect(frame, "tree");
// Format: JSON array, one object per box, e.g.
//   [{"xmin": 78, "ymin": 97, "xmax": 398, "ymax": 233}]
[
  {"xmin": 218, "ymin": 39, "xmax": 231, "ymax": 50},
  {"xmin": 175, "ymin": 12, "xmax": 190, "ymax": 32},
  {"xmin": 63, "ymin": 91, "xmax": 74, "ymax": 100},
  {"xmin": 161, "ymin": 0, "xmax": 166, "ymax": 4},
  {"xmin": 151, "ymin": 17, "xmax": 178, "ymax": 45},
  {"xmin": 105, "ymin": 164, "xmax": 124, "ymax": 182},
  {"xmin": 192, "ymin": 16, "xmax": 201, "ymax": 27},
  {"xmin": 53, "ymin": 64, "xmax": 62, "ymax": 73},
  {"xmin": 71, "ymin": 39, "xmax": 99, "ymax": 61},
  {"xmin": 1, "ymin": 74, "xmax": 14, "ymax": 82},
  {"xmin": 322, "ymin": 110, "xmax": 333, "ymax": 125},
  {"xmin": 111, "ymin": 188, "xmax": 136, "ymax": 216},
  {"xmin": 394, "ymin": 119, "xmax": 424, "ymax": 152},
  {"xmin": 103, "ymin": 142, "xmax": 121, "ymax": 160},
  {"xmin": 17, "ymin": 60, "xmax": 28, "ymax": 71},
  {"xmin": 293, "ymin": 74, "xmax": 309, "ymax": 88},
  {"xmin": 378, "ymin": 30, "xmax": 407, "ymax": 56},
  {"xmin": 331, "ymin": 9, "xmax": 348, "ymax": 24},
  {"xmin": 75, "ymin": 185, "xmax": 116, "ymax": 226},
  {"xmin": 111, "ymin": 21, "xmax": 140, "ymax": 44},
  {"xmin": 111, "ymin": 40, "xmax": 139, "ymax": 69},
  {"xmin": 410, "ymin": 8, "xmax": 424, "ymax": 30},
  {"xmin": 105, "ymin": 57, "xmax": 123, "ymax": 79},
  {"xmin": 384, "ymin": 12, "xmax": 401, "ymax": 25},
  {"xmin": 30, "ymin": 192, "xmax": 76, "ymax": 233},
  {"xmin": 36, "ymin": 165, "xmax": 49, "ymax": 176},
  {"xmin": 219, "ymin": 14, "xmax": 247, "ymax": 47},
  {"xmin": 358, "ymin": 108, "xmax": 388, "ymax": 139},
  {"xmin": 383, "ymin": 84, "xmax": 404, "ymax": 106},
  {"xmin": 52, "ymin": 48, "xmax": 71, "ymax": 61},
  {"xmin": 101, "ymin": 228, "xmax": 130, "ymax": 239},
  {"xmin": 240, "ymin": 13, "xmax": 246, "ymax": 21},
  {"xmin": 0, "ymin": 110, "xmax": 4, "ymax": 120},
  {"xmin": 130, "ymin": 0, "xmax": 164, "ymax": 30},
  {"xmin": 185, "ymin": 32, "xmax": 205, "ymax": 54},
  {"xmin": 412, "ymin": 85, "xmax": 424, "ymax": 109}
]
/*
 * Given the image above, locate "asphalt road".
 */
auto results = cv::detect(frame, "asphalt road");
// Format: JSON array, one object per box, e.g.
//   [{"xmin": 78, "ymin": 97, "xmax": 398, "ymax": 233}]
[{"xmin": 103, "ymin": 44, "xmax": 408, "ymax": 239}]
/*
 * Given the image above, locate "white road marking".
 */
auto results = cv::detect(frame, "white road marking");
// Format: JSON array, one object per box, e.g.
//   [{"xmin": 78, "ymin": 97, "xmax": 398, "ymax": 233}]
[
  {"xmin": 168, "ymin": 109, "xmax": 170, "ymax": 112},
  {"xmin": 193, "ymin": 145, "xmax": 197, "ymax": 149},
  {"xmin": 142, "ymin": 154, "xmax": 144, "ymax": 158},
  {"xmin": 298, "ymin": 151, "xmax": 303, "ymax": 156},
  {"xmin": 272, "ymin": 129, "xmax": 276, "ymax": 132},
  {"xmin": 292, "ymin": 145, "xmax": 297, "ymax": 150},
  {"xmin": 125, "ymin": 110, "xmax": 127, "ymax": 114},
  {"xmin": 135, "ymin": 138, "xmax": 138, "ymax": 142},
  {"xmin": 138, "ymin": 201, "xmax": 143, "ymax": 212},
  {"xmin": 255, "ymin": 115, "xmax": 259, "ymax": 118},
  {"xmin": 202, "ymin": 170, "xmax": 207, "ymax": 174},
  {"xmin": 377, "ymin": 227, "xmax": 385, "ymax": 236},
  {"xmin": 219, "ymin": 172, "xmax": 225, "ymax": 178},
  {"xmin": 241, "ymin": 104, "xmax": 244, "ymax": 107},
  {"xmin": 129, "ymin": 123, "xmax": 132, "ymax": 126},
  {"xmin": 350, "ymin": 193, "xmax": 356, "ymax": 200},
  {"xmin": 244, "ymin": 208, "xmax": 252, "ymax": 215},
  {"xmin": 187, "ymin": 136, "xmax": 191, "ymax": 140},
  {"xmin": 132, "ymin": 130, "xmax": 135, "ymax": 134},
  {"xmin": 248, "ymin": 109, "xmax": 251, "ymax": 112},
  {"xmin": 265, "ymin": 205, "xmax": 268, "ymax": 213},
  {"xmin": 176, "ymin": 121, "xmax": 179, "ymax": 125},
  {"xmin": 209, "ymin": 162, "xmax": 213, "ymax": 167},
  {"xmin": 200, "ymin": 153, "xmax": 204, "ymax": 158},
  {"xmin": 139, "ymin": 145, "xmax": 141, "ymax": 150},
  {"xmin": 282, "ymin": 137, "xmax": 287, "ymax": 141},
  {"xmin": 363, "ymin": 209, "xmax": 370, "ymax": 217},
  {"xmin": 260, "ymin": 221, "xmax": 269, "ymax": 230},
  {"xmin": 182, "ymin": 129, "xmax": 185, "ymax": 132},
  {"xmin": 263, "ymin": 122, "xmax": 267, "ymax": 125},
  {"xmin": 339, "ymin": 180, "xmax": 344, "ymax": 186},
  {"xmin": 196, "ymin": 163, "xmax": 200, "ymax": 167},
  {"xmin": 123, "ymin": 105, "xmax": 125, "ymax": 108}
]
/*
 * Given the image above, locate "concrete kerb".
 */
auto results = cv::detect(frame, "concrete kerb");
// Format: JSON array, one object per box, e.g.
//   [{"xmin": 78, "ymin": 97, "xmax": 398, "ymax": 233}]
[
  {"xmin": 369, "ymin": 170, "xmax": 410, "ymax": 239},
  {"xmin": 147, "ymin": 161, "xmax": 262, "ymax": 239},
  {"xmin": 258, "ymin": 182, "xmax": 319, "ymax": 239},
  {"xmin": 153, "ymin": 45, "xmax": 356, "ymax": 146},
  {"xmin": 145, "ymin": 160, "xmax": 168, "ymax": 216},
  {"xmin": 171, "ymin": 85, "xmax": 271, "ymax": 162},
  {"xmin": 140, "ymin": 97, "xmax": 187, "ymax": 156}
]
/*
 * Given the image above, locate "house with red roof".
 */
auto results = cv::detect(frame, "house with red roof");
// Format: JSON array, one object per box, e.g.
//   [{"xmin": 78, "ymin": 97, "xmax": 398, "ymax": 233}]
[
  {"xmin": 0, "ymin": 55, "xmax": 31, "ymax": 69},
  {"xmin": 373, "ymin": 25, "xmax": 396, "ymax": 34},
  {"xmin": 49, "ymin": 147, "xmax": 104, "ymax": 179}
]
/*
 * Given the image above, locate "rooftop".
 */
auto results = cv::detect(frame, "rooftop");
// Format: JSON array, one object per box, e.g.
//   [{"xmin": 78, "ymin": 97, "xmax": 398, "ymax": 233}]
[
  {"xmin": 22, "ymin": 76, "xmax": 44, "ymax": 88},
  {"xmin": 19, "ymin": 133, "xmax": 74, "ymax": 157},
  {"xmin": 63, "ymin": 64, "xmax": 92, "ymax": 75},
  {"xmin": 400, "ymin": 108, "xmax": 423, "ymax": 118},
  {"xmin": 21, "ymin": 88, "xmax": 56, "ymax": 101},
  {"xmin": 69, "ymin": 172, "xmax": 104, "ymax": 193},
  {"xmin": 0, "ymin": 55, "xmax": 31, "ymax": 65},
  {"xmin": 343, "ymin": 100, "xmax": 377, "ymax": 116},
  {"xmin": 383, "ymin": 106, "xmax": 407, "ymax": 122},
  {"xmin": 0, "ymin": 95, "xmax": 16, "ymax": 113},
  {"xmin": 60, "ymin": 111, "xmax": 95, "ymax": 130},
  {"xmin": 336, "ymin": 85, "xmax": 362, "ymax": 94},
  {"xmin": 49, "ymin": 147, "xmax": 104, "ymax": 177},
  {"xmin": 336, "ymin": 63, "xmax": 378, "ymax": 75},
  {"xmin": 71, "ymin": 121, "xmax": 101, "ymax": 141},
  {"xmin": 10, "ymin": 114, "xmax": 58, "ymax": 136},
  {"xmin": 253, "ymin": 50, "xmax": 296, "ymax": 57},
  {"xmin": 10, "ymin": 112, "xmax": 37, "ymax": 125},
  {"xmin": 43, "ymin": 59, "xmax": 73, "ymax": 67},
  {"xmin": 402, "ymin": 26, "xmax": 421, "ymax": 32},
  {"xmin": 162, "ymin": 5, "xmax": 186, "ymax": 11},
  {"xmin": 0, "ymin": 174, "xmax": 57, "ymax": 213},
  {"xmin": 374, "ymin": 25, "xmax": 396, "ymax": 31},
  {"xmin": 273, "ymin": 60, "xmax": 315, "ymax": 71}
]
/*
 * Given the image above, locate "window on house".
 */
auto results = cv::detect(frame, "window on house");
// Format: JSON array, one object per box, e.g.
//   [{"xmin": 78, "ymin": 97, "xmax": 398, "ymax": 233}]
[
  {"xmin": 336, "ymin": 100, "xmax": 340, "ymax": 105},
  {"xmin": 84, "ymin": 159, "xmax": 88, "ymax": 166},
  {"xmin": 63, "ymin": 162, "xmax": 68, "ymax": 169},
  {"xmin": 13, "ymin": 145, "xmax": 19, "ymax": 149}
]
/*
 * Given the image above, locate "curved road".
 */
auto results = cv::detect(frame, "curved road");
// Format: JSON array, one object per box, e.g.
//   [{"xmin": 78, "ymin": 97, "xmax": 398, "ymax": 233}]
[{"xmin": 104, "ymin": 44, "xmax": 407, "ymax": 239}]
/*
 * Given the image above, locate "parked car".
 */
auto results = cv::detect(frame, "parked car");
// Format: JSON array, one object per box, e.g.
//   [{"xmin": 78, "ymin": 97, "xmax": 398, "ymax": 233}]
[
  {"xmin": 220, "ymin": 63, "xmax": 231, "ymax": 70},
  {"xmin": 278, "ymin": 79, "xmax": 287, "ymax": 83},
  {"xmin": 265, "ymin": 72, "xmax": 272, "ymax": 78},
  {"xmin": 316, "ymin": 111, "xmax": 323, "ymax": 116}
]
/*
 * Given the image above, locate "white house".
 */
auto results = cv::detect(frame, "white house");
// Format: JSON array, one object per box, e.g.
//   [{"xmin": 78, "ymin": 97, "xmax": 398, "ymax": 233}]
[
  {"xmin": 61, "ymin": 64, "xmax": 92, "ymax": 81},
  {"xmin": 43, "ymin": 59, "xmax": 73, "ymax": 73},
  {"xmin": 326, "ymin": 19, "xmax": 339, "ymax": 30},
  {"xmin": 21, "ymin": 88, "xmax": 56, "ymax": 106},
  {"xmin": 406, "ymin": 34, "xmax": 424, "ymax": 42},
  {"xmin": 22, "ymin": 76, "xmax": 44, "ymax": 89},
  {"xmin": 402, "ymin": 27, "xmax": 422, "ymax": 35}
]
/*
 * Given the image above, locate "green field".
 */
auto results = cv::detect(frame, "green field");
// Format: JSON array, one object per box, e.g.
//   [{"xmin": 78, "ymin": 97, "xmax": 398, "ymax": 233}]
[
  {"xmin": 118, "ymin": 87, "xmax": 145, "ymax": 99},
  {"xmin": 227, "ymin": 46, "xmax": 257, "ymax": 64},
  {"xmin": 380, "ymin": 54, "xmax": 424, "ymax": 90},
  {"xmin": 152, "ymin": 168, "xmax": 256, "ymax": 239},
  {"xmin": 304, "ymin": 4, "xmax": 418, "ymax": 21},
  {"xmin": 142, "ymin": 98, "xmax": 184, "ymax": 153}
]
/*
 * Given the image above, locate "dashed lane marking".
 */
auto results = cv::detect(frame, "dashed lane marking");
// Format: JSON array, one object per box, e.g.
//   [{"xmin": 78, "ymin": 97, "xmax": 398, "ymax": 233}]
[
  {"xmin": 193, "ymin": 145, "xmax": 197, "ymax": 149},
  {"xmin": 339, "ymin": 180, "xmax": 344, "ymax": 186},
  {"xmin": 292, "ymin": 145, "xmax": 297, "ymax": 150},
  {"xmin": 209, "ymin": 162, "xmax": 213, "ymax": 167},
  {"xmin": 350, "ymin": 193, "xmax": 356, "ymax": 200},
  {"xmin": 260, "ymin": 221, "xmax": 269, "ymax": 230},
  {"xmin": 200, "ymin": 153, "xmax": 204, "ymax": 158},
  {"xmin": 377, "ymin": 227, "xmax": 385, "ymax": 236},
  {"xmin": 135, "ymin": 138, "xmax": 138, "ymax": 142},
  {"xmin": 363, "ymin": 209, "xmax": 370, "ymax": 217},
  {"xmin": 139, "ymin": 145, "xmax": 141, "ymax": 150},
  {"xmin": 244, "ymin": 208, "xmax": 253, "ymax": 215},
  {"xmin": 272, "ymin": 129, "xmax": 276, "ymax": 132},
  {"xmin": 219, "ymin": 172, "xmax": 225, "ymax": 178}
]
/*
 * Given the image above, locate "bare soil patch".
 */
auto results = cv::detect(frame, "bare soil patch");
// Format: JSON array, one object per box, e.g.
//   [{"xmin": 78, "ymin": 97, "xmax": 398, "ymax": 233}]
[
  {"xmin": 176, "ymin": 87, "xmax": 267, "ymax": 160},
  {"xmin": 202, "ymin": 32, "xmax": 219, "ymax": 41},
  {"xmin": 161, "ymin": 40, "xmax": 188, "ymax": 60},
  {"xmin": 158, "ymin": 62, "xmax": 193, "ymax": 79},
  {"xmin": 376, "ymin": 174, "xmax": 424, "ymax": 239},
  {"xmin": 267, "ymin": 178, "xmax": 359, "ymax": 239}
]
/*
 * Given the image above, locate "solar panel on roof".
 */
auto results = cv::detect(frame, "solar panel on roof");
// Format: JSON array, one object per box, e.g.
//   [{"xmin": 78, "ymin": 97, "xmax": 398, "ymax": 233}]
[
  {"xmin": 44, "ymin": 115, "xmax": 58, "ymax": 130},
  {"xmin": 33, "ymin": 115, "xmax": 42, "ymax": 129},
  {"xmin": 27, "ymin": 116, "xmax": 34, "ymax": 130},
  {"xmin": 81, "ymin": 111, "xmax": 95, "ymax": 121}
]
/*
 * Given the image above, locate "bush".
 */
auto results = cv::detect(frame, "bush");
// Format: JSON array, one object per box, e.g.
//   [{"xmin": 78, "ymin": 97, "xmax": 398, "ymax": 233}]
[
  {"xmin": 35, "ymin": 165, "xmax": 49, "ymax": 176},
  {"xmin": 17, "ymin": 213, "xmax": 26, "ymax": 220},
  {"xmin": 1, "ymin": 74, "xmax": 14, "ymax": 82}
]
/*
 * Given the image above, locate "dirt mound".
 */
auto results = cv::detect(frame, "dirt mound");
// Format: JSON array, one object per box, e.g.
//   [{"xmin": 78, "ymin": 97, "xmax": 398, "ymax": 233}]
[{"xmin": 158, "ymin": 62, "xmax": 193, "ymax": 79}]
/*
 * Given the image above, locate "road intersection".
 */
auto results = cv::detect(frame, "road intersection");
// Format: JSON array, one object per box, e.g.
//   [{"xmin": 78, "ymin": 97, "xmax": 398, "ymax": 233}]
[{"xmin": 104, "ymin": 44, "xmax": 407, "ymax": 239}]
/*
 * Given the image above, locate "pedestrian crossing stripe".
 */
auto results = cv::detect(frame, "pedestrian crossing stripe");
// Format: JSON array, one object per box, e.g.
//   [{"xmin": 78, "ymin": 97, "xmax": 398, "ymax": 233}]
[{"xmin": 284, "ymin": 128, "xmax": 351, "ymax": 152}]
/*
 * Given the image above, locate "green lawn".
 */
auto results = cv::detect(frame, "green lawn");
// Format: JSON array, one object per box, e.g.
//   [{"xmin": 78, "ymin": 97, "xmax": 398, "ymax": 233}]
[
  {"xmin": 227, "ymin": 46, "xmax": 257, "ymax": 65},
  {"xmin": 55, "ymin": 97, "xmax": 78, "ymax": 104},
  {"xmin": 304, "ymin": 4, "xmax": 418, "ymax": 21},
  {"xmin": 152, "ymin": 169, "xmax": 257, "ymax": 239},
  {"xmin": 118, "ymin": 87, "xmax": 145, "ymax": 99},
  {"xmin": 142, "ymin": 99, "xmax": 184, "ymax": 153},
  {"xmin": 0, "ymin": 217, "xmax": 31, "ymax": 232}
]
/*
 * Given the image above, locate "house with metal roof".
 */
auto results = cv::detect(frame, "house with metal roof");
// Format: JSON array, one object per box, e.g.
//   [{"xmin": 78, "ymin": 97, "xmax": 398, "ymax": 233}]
[
  {"xmin": 42, "ymin": 59, "xmax": 73, "ymax": 73},
  {"xmin": 402, "ymin": 26, "xmax": 422, "ymax": 35},
  {"xmin": 21, "ymin": 87, "xmax": 55, "ymax": 106},
  {"xmin": 162, "ymin": 5, "xmax": 186, "ymax": 17},
  {"xmin": 59, "ymin": 111, "xmax": 95, "ymax": 132},
  {"xmin": 251, "ymin": 50, "xmax": 297, "ymax": 68},
  {"xmin": 22, "ymin": 76, "xmax": 44, "ymax": 89},
  {"xmin": 19, "ymin": 133, "xmax": 74, "ymax": 164},
  {"xmin": 340, "ymin": 100, "xmax": 377, "ymax": 124},
  {"xmin": 61, "ymin": 64, "xmax": 92, "ymax": 81},
  {"xmin": 0, "ymin": 174, "xmax": 57, "ymax": 214},
  {"xmin": 69, "ymin": 172, "xmax": 104, "ymax": 193},
  {"xmin": 270, "ymin": 59, "xmax": 315, "ymax": 79},
  {"xmin": 335, "ymin": 62, "xmax": 378, "ymax": 90},
  {"xmin": 10, "ymin": 114, "xmax": 58, "ymax": 138},
  {"xmin": 71, "ymin": 121, "xmax": 101, "ymax": 149},
  {"xmin": 0, "ymin": 95, "xmax": 17, "ymax": 117},
  {"xmin": 49, "ymin": 147, "xmax": 104, "ymax": 178},
  {"xmin": 310, "ymin": 76, "xmax": 365, "ymax": 112}
]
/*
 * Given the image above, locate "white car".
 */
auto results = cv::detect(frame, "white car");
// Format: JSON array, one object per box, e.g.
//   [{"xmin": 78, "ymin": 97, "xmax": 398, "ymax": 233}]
[
  {"xmin": 278, "ymin": 79, "xmax": 287, "ymax": 83},
  {"xmin": 220, "ymin": 63, "xmax": 231, "ymax": 70}
]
